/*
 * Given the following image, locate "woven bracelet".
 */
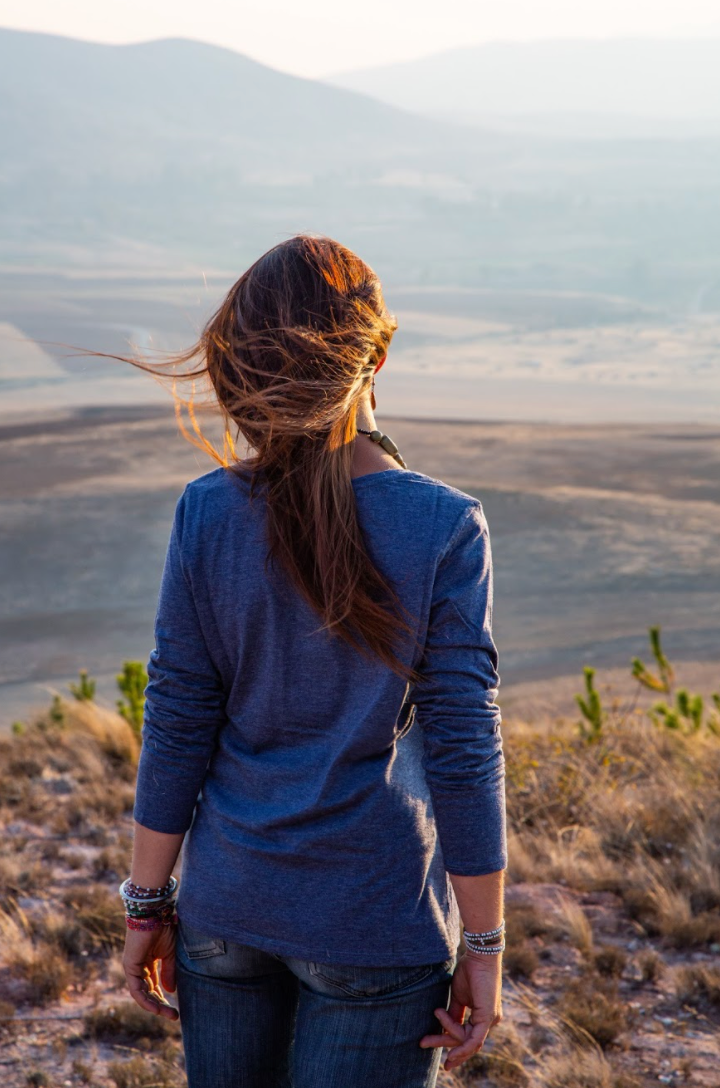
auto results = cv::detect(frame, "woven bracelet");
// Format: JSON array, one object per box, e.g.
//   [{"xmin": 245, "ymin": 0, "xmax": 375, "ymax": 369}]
[{"xmin": 126, "ymin": 913, "xmax": 177, "ymax": 932}]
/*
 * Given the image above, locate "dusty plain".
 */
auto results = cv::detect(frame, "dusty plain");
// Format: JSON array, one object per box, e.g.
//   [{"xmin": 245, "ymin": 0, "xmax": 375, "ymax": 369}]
[{"xmin": 0, "ymin": 404, "xmax": 718, "ymax": 729}]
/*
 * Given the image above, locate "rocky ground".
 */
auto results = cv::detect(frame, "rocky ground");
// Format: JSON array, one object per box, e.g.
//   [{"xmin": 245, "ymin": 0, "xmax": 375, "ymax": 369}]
[{"xmin": 1, "ymin": 673, "xmax": 719, "ymax": 1087}]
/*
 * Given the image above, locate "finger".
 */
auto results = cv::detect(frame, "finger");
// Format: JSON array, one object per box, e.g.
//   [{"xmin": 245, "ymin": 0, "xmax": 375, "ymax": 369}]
[
  {"xmin": 433, "ymin": 1008, "xmax": 467, "ymax": 1041},
  {"xmin": 161, "ymin": 950, "xmax": 176, "ymax": 994},
  {"xmin": 447, "ymin": 997, "xmax": 467, "ymax": 1023},
  {"xmin": 445, "ymin": 1021, "xmax": 490, "ymax": 1067},
  {"xmin": 419, "ymin": 1033, "xmax": 461, "ymax": 1049},
  {"xmin": 125, "ymin": 966, "xmax": 179, "ymax": 1021},
  {"xmin": 142, "ymin": 969, "xmax": 161, "ymax": 1003},
  {"xmin": 126, "ymin": 971, "xmax": 175, "ymax": 1018}
]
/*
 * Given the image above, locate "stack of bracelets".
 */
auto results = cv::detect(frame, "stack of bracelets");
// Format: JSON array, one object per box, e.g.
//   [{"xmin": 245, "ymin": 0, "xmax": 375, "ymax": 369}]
[
  {"xmin": 462, "ymin": 922, "xmax": 506, "ymax": 956},
  {"xmin": 119, "ymin": 876, "xmax": 179, "ymax": 931}
]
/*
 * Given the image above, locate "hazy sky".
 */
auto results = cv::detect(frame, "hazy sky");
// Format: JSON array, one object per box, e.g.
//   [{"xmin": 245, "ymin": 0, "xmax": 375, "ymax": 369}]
[{"xmin": 2, "ymin": 0, "xmax": 719, "ymax": 77}]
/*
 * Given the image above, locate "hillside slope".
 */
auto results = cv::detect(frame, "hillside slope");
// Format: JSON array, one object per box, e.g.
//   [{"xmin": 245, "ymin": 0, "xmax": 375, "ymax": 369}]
[{"xmin": 327, "ymin": 37, "xmax": 720, "ymax": 127}]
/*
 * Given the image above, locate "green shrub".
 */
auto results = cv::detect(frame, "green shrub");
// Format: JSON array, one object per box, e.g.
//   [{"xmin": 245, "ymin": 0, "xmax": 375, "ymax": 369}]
[
  {"xmin": 69, "ymin": 669, "xmax": 96, "ymax": 702},
  {"xmin": 116, "ymin": 661, "xmax": 148, "ymax": 735}
]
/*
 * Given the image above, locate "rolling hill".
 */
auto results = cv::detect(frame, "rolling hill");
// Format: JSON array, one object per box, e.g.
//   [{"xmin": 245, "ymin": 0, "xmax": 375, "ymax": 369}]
[
  {"xmin": 326, "ymin": 37, "xmax": 720, "ymax": 136},
  {"xmin": 1, "ymin": 29, "xmax": 720, "ymax": 309}
]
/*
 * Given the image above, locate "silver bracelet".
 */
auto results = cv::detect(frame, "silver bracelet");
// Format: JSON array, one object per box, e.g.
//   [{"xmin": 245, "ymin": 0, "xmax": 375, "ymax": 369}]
[
  {"xmin": 463, "ymin": 921, "xmax": 505, "ymax": 944},
  {"xmin": 464, "ymin": 938, "xmax": 505, "ymax": 955},
  {"xmin": 119, "ymin": 875, "xmax": 178, "ymax": 905}
]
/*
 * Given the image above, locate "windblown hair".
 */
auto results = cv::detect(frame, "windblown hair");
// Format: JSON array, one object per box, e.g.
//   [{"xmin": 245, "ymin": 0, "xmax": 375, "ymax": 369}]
[{"xmin": 113, "ymin": 235, "xmax": 423, "ymax": 682}]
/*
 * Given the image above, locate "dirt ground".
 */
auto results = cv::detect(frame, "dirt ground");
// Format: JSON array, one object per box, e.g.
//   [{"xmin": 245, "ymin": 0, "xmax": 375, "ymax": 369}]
[{"xmin": 1, "ymin": 407, "xmax": 718, "ymax": 728}]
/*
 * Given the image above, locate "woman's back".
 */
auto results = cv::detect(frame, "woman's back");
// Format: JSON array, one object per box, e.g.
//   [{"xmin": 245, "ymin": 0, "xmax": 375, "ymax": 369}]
[
  {"xmin": 121, "ymin": 235, "xmax": 507, "ymax": 1084},
  {"xmin": 134, "ymin": 464, "xmax": 506, "ymax": 966}
]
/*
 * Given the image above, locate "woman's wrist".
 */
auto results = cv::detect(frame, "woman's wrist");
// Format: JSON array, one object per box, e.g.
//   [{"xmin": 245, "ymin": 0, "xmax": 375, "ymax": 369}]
[
  {"xmin": 120, "ymin": 876, "xmax": 179, "ymax": 931},
  {"xmin": 464, "ymin": 945, "xmax": 504, "ymax": 964}
]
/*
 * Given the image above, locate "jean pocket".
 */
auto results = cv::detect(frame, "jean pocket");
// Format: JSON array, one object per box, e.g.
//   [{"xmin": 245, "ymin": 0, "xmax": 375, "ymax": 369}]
[
  {"xmin": 177, "ymin": 917, "xmax": 227, "ymax": 960},
  {"xmin": 308, "ymin": 959, "xmax": 448, "ymax": 998}
]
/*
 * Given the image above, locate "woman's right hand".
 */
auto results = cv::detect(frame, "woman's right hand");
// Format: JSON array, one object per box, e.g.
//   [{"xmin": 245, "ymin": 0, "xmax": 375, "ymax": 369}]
[
  {"xmin": 122, "ymin": 922, "xmax": 179, "ymax": 1021},
  {"xmin": 420, "ymin": 951, "xmax": 503, "ymax": 1072}
]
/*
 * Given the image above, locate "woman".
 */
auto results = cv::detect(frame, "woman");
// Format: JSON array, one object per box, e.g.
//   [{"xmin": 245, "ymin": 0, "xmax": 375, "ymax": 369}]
[{"xmin": 121, "ymin": 234, "xmax": 507, "ymax": 1088}]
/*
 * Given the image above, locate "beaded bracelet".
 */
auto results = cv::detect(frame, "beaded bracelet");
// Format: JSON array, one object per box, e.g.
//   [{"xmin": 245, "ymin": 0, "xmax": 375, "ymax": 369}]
[
  {"xmin": 464, "ymin": 938, "xmax": 505, "ymax": 956},
  {"xmin": 126, "ymin": 912, "xmax": 177, "ymax": 932},
  {"xmin": 124, "ymin": 900, "xmax": 177, "ymax": 922},
  {"xmin": 119, "ymin": 876, "xmax": 178, "ymax": 905},
  {"xmin": 463, "ymin": 922, "xmax": 505, "ymax": 943},
  {"xmin": 122, "ymin": 878, "xmax": 176, "ymax": 900}
]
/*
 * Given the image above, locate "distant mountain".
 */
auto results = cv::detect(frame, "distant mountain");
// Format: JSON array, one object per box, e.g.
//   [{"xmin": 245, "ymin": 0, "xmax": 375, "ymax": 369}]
[
  {"xmin": 327, "ymin": 38, "xmax": 720, "ymax": 136},
  {"xmin": 1, "ymin": 29, "xmax": 720, "ymax": 311},
  {"xmin": 0, "ymin": 28, "xmax": 475, "ymax": 179},
  {"xmin": 0, "ymin": 28, "xmax": 523, "ymax": 273}
]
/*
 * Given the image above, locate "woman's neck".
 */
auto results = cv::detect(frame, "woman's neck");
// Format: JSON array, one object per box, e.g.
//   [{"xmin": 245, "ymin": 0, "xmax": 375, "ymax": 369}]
[{"xmin": 350, "ymin": 407, "xmax": 401, "ymax": 479}]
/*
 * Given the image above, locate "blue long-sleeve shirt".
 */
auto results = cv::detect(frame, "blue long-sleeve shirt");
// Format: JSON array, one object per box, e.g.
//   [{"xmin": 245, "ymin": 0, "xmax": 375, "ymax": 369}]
[{"xmin": 134, "ymin": 464, "xmax": 507, "ymax": 966}]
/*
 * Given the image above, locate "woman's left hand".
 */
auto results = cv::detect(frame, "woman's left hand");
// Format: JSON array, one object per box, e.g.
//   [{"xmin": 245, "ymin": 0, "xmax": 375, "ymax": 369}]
[{"xmin": 122, "ymin": 922, "xmax": 179, "ymax": 1021}]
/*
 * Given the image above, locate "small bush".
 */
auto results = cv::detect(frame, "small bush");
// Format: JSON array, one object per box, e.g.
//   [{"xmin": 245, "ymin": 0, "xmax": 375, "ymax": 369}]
[
  {"xmin": 69, "ymin": 670, "xmax": 97, "ymax": 702},
  {"xmin": 93, "ymin": 844, "xmax": 132, "ymax": 880},
  {"xmin": 504, "ymin": 942, "xmax": 540, "ymax": 980},
  {"xmin": 107, "ymin": 1055, "xmax": 178, "ymax": 1088},
  {"xmin": 540, "ymin": 1048, "xmax": 614, "ymax": 1088},
  {"xmin": 84, "ymin": 1002, "xmax": 180, "ymax": 1045},
  {"xmin": 593, "ymin": 945, "xmax": 627, "ymax": 978},
  {"xmin": 666, "ymin": 911, "xmax": 720, "ymax": 948},
  {"xmin": 61, "ymin": 886, "xmax": 125, "ymax": 952},
  {"xmin": 506, "ymin": 903, "xmax": 553, "ymax": 941},
  {"xmin": 557, "ymin": 900, "xmax": 594, "ymax": 958},
  {"xmin": 26, "ymin": 1072, "xmax": 51, "ymax": 1088},
  {"xmin": 70, "ymin": 1060, "xmax": 94, "ymax": 1084},
  {"xmin": 558, "ymin": 974, "xmax": 630, "ymax": 1048},
  {"xmin": 637, "ymin": 949, "xmax": 664, "ymax": 983},
  {"xmin": 674, "ymin": 964, "xmax": 720, "ymax": 1010},
  {"xmin": 13, "ymin": 945, "xmax": 73, "ymax": 1006}
]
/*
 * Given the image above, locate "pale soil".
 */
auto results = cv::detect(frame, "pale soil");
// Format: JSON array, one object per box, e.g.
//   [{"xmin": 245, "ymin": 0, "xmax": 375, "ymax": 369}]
[{"xmin": 1, "ymin": 408, "xmax": 718, "ymax": 729}]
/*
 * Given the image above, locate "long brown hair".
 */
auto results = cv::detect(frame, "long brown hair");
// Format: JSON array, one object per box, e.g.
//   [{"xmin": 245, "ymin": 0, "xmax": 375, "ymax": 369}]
[{"xmin": 113, "ymin": 235, "xmax": 423, "ymax": 682}]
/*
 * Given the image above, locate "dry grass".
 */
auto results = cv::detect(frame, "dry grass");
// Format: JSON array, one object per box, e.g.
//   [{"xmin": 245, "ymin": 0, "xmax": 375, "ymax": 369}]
[
  {"xmin": 506, "ymin": 711, "xmax": 720, "ymax": 948},
  {"xmin": 464, "ymin": 986, "xmax": 625, "ymax": 1088},
  {"xmin": 92, "ymin": 842, "xmax": 132, "ymax": 879},
  {"xmin": 637, "ymin": 948, "xmax": 664, "ymax": 983},
  {"xmin": 84, "ymin": 1003, "xmax": 181, "ymax": 1045},
  {"xmin": 539, "ymin": 1049, "xmax": 614, "ymax": 1088},
  {"xmin": 1, "ymin": 686, "xmax": 718, "ymax": 1086},
  {"xmin": 556, "ymin": 900, "xmax": 594, "ymax": 958},
  {"xmin": 674, "ymin": 964, "xmax": 720, "ymax": 1010},
  {"xmin": 60, "ymin": 885, "xmax": 126, "ymax": 952},
  {"xmin": 0, "ymin": 701, "xmax": 138, "ymax": 1038},
  {"xmin": 107, "ymin": 1055, "xmax": 179, "ymax": 1088},
  {"xmin": 593, "ymin": 945, "xmax": 627, "ymax": 978},
  {"xmin": 557, "ymin": 973, "xmax": 631, "ymax": 1049},
  {"xmin": 70, "ymin": 1060, "xmax": 95, "ymax": 1084},
  {"xmin": 503, "ymin": 942, "xmax": 540, "ymax": 980},
  {"xmin": 0, "ymin": 907, "xmax": 73, "ymax": 1006}
]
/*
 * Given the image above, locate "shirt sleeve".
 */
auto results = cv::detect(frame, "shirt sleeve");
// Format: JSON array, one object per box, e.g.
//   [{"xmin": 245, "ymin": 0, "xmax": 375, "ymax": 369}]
[
  {"xmin": 412, "ymin": 500, "xmax": 507, "ymax": 876},
  {"xmin": 133, "ymin": 487, "xmax": 227, "ymax": 834}
]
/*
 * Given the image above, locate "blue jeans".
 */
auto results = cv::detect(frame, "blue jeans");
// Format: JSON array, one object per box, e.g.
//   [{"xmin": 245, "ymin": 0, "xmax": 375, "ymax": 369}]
[{"xmin": 175, "ymin": 916, "xmax": 456, "ymax": 1088}]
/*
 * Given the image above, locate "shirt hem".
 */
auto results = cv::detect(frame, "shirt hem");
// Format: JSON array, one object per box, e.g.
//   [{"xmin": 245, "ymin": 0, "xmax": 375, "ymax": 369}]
[{"xmin": 176, "ymin": 898, "xmax": 460, "ymax": 968}]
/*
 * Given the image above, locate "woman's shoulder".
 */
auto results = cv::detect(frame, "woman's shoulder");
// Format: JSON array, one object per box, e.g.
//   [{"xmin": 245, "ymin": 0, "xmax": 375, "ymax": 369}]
[
  {"xmin": 175, "ymin": 466, "xmax": 257, "ymax": 526},
  {"xmin": 183, "ymin": 465, "xmax": 240, "ymax": 497},
  {"xmin": 355, "ymin": 468, "xmax": 488, "ymax": 546},
  {"xmin": 367, "ymin": 467, "xmax": 485, "ymax": 514}
]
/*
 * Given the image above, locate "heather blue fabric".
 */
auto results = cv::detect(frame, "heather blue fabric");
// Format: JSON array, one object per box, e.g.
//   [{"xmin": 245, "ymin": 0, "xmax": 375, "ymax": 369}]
[{"xmin": 134, "ymin": 465, "xmax": 506, "ymax": 966}]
